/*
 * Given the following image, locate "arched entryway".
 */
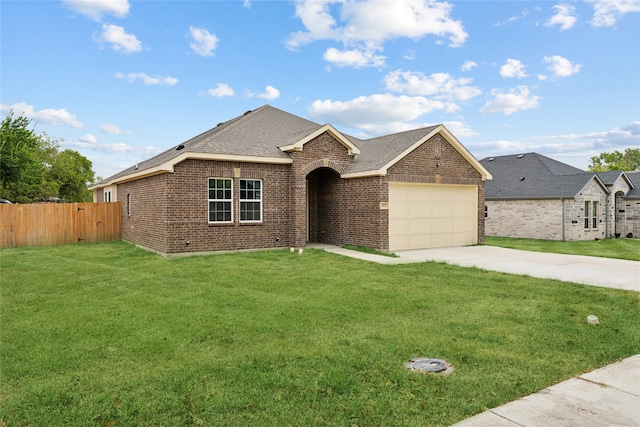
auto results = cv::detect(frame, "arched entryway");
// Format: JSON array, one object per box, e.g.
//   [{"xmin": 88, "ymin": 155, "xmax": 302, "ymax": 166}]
[{"xmin": 306, "ymin": 167, "xmax": 344, "ymax": 244}]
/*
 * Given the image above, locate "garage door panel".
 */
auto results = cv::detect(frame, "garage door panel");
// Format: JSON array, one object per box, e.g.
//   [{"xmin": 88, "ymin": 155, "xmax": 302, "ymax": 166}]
[
  {"xmin": 389, "ymin": 183, "xmax": 477, "ymax": 251},
  {"xmin": 409, "ymin": 218, "xmax": 432, "ymax": 233}
]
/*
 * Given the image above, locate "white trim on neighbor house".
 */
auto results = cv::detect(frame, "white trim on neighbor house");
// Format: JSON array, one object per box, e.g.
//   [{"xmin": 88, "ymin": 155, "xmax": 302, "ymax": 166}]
[
  {"xmin": 278, "ymin": 124, "xmax": 361, "ymax": 156},
  {"xmin": 89, "ymin": 152, "xmax": 293, "ymax": 190},
  {"xmin": 341, "ymin": 125, "xmax": 492, "ymax": 181}
]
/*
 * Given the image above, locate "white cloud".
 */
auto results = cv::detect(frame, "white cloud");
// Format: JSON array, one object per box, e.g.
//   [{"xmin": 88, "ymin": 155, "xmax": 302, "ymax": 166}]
[
  {"xmin": 323, "ymin": 47, "xmax": 385, "ymax": 68},
  {"xmin": 534, "ymin": 121, "xmax": 640, "ymax": 148},
  {"xmin": 442, "ymin": 121, "xmax": 478, "ymax": 138},
  {"xmin": 469, "ymin": 121, "xmax": 640, "ymax": 169},
  {"xmin": 207, "ymin": 83, "xmax": 235, "ymax": 98},
  {"xmin": 79, "ymin": 134, "xmax": 97, "ymax": 143},
  {"xmin": 62, "ymin": 0, "xmax": 130, "ymax": 21},
  {"xmin": 384, "ymin": 70, "xmax": 481, "ymax": 102},
  {"xmin": 62, "ymin": 138, "xmax": 162, "ymax": 157},
  {"xmin": 99, "ymin": 123, "xmax": 130, "ymax": 135},
  {"xmin": 256, "ymin": 86, "xmax": 281, "ymax": 100},
  {"xmin": 189, "ymin": 26, "xmax": 219, "ymax": 57},
  {"xmin": 96, "ymin": 24, "xmax": 142, "ymax": 54},
  {"xmin": 0, "ymin": 102, "xmax": 83, "ymax": 129},
  {"xmin": 115, "ymin": 72, "xmax": 178, "ymax": 86},
  {"xmin": 587, "ymin": 0, "xmax": 640, "ymax": 27},
  {"xmin": 403, "ymin": 49, "xmax": 416, "ymax": 60},
  {"xmin": 461, "ymin": 60, "xmax": 478, "ymax": 72},
  {"xmin": 480, "ymin": 86, "xmax": 541, "ymax": 115},
  {"xmin": 500, "ymin": 59, "xmax": 528, "ymax": 78},
  {"xmin": 544, "ymin": 55, "xmax": 582, "ymax": 77},
  {"xmin": 545, "ymin": 4, "xmax": 578, "ymax": 30},
  {"xmin": 243, "ymin": 0, "xmax": 251, "ymax": 8},
  {"xmin": 308, "ymin": 93, "xmax": 450, "ymax": 134},
  {"xmin": 286, "ymin": 0, "xmax": 468, "ymax": 67}
]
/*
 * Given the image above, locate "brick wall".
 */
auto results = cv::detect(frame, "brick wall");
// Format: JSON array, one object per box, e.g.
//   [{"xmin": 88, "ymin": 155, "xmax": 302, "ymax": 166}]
[
  {"xmin": 486, "ymin": 179, "xmax": 609, "ymax": 241},
  {"xmin": 119, "ymin": 174, "xmax": 171, "ymax": 253},
  {"xmin": 486, "ymin": 199, "xmax": 563, "ymax": 240}
]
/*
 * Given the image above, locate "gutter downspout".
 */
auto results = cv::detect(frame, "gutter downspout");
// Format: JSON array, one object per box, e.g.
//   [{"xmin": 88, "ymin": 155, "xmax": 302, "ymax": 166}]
[
  {"xmin": 561, "ymin": 197, "xmax": 565, "ymax": 241},
  {"xmin": 605, "ymin": 192, "xmax": 609, "ymax": 239}
]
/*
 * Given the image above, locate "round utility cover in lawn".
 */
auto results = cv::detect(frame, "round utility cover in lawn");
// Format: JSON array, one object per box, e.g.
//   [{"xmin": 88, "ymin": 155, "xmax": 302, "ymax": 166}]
[{"xmin": 406, "ymin": 358, "xmax": 453, "ymax": 374}]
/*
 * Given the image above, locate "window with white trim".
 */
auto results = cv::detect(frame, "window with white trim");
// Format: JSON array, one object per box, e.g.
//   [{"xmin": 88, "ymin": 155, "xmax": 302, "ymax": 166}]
[
  {"xmin": 240, "ymin": 179, "xmax": 262, "ymax": 222},
  {"xmin": 592, "ymin": 201, "xmax": 598, "ymax": 229},
  {"xmin": 208, "ymin": 178, "xmax": 232, "ymax": 223}
]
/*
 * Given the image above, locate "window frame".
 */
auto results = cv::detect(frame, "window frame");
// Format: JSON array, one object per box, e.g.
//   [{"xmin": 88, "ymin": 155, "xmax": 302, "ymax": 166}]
[
  {"xmin": 592, "ymin": 201, "xmax": 598, "ymax": 229},
  {"xmin": 208, "ymin": 178, "xmax": 233, "ymax": 224},
  {"xmin": 584, "ymin": 201, "xmax": 590, "ymax": 229},
  {"xmin": 239, "ymin": 179, "xmax": 263, "ymax": 223}
]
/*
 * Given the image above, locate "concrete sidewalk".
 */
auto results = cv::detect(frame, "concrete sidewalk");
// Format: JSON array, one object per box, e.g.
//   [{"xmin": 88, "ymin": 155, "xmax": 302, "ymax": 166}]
[{"xmin": 451, "ymin": 354, "xmax": 640, "ymax": 427}]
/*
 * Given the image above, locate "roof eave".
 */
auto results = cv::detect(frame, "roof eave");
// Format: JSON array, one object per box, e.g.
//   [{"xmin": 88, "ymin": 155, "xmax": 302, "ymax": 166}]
[{"xmin": 89, "ymin": 152, "xmax": 293, "ymax": 190}]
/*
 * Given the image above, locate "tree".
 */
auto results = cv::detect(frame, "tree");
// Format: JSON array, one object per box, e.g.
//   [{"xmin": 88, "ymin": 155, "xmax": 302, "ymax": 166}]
[
  {"xmin": 0, "ymin": 113, "xmax": 47, "ymax": 203},
  {"xmin": 588, "ymin": 148, "xmax": 640, "ymax": 172},
  {"xmin": 0, "ymin": 112, "xmax": 96, "ymax": 203},
  {"xmin": 47, "ymin": 149, "xmax": 95, "ymax": 202}
]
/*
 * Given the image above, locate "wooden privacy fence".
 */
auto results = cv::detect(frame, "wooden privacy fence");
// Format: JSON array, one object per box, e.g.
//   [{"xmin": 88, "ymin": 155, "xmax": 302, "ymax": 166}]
[{"xmin": 0, "ymin": 202, "xmax": 121, "ymax": 248}]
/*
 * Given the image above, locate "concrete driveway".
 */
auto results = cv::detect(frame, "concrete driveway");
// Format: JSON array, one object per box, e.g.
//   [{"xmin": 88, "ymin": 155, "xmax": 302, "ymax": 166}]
[{"xmin": 395, "ymin": 245, "xmax": 640, "ymax": 292}]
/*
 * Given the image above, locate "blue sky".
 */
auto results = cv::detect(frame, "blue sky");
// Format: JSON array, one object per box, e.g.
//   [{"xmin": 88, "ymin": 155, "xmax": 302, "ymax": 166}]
[{"xmin": 2, "ymin": 0, "xmax": 639, "ymax": 179}]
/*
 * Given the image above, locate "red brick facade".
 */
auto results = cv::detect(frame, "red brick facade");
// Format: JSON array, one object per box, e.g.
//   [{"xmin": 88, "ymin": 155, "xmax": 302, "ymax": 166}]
[{"xmin": 112, "ymin": 131, "xmax": 485, "ymax": 254}]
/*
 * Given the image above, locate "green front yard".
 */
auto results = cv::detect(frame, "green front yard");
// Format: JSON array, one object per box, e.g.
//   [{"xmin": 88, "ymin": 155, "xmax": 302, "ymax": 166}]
[
  {"xmin": 1, "ymin": 241, "xmax": 638, "ymax": 426},
  {"xmin": 485, "ymin": 236, "xmax": 640, "ymax": 261}
]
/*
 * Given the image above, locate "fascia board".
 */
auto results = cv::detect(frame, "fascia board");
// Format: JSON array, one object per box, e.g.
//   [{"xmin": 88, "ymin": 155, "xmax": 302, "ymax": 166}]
[
  {"xmin": 89, "ymin": 152, "xmax": 292, "ymax": 189},
  {"xmin": 280, "ymin": 124, "xmax": 361, "ymax": 155},
  {"xmin": 341, "ymin": 170, "xmax": 386, "ymax": 179}
]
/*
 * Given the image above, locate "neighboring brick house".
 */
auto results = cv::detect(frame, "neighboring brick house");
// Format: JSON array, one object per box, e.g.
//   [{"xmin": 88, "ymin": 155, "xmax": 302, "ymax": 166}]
[
  {"xmin": 90, "ymin": 105, "xmax": 491, "ymax": 255},
  {"xmin": 600, "ymin": 170, "xmax": 640, "ymax": 238},
  {"xmin": 480, "ymin": 152, "xmax": 638, "ymax": 241}
]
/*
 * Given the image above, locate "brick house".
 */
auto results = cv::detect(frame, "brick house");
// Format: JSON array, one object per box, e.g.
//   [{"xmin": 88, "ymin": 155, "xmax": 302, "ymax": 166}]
[
  {"xmin": 480, "ymin": 152, "xmax": 638, "ymax": 241},
  {"xmin": 90, "ymin": 105, "xmax": 491, "ymax": 255}
]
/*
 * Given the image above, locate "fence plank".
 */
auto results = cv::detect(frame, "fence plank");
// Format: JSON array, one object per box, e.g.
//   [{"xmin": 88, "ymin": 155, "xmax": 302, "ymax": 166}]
[{"xmin": 0, "ymin": 203, "xmax": 121, "ymax": 248}]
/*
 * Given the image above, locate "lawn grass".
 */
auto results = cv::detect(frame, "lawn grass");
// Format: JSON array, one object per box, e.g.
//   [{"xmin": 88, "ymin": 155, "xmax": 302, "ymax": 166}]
[
  {"xmin": 1, "ymin": 241, "xmax": 639, "ymax": 426},
  {"xmin": 342, "ymin": 244, "xmax": 399, "ymax": 257},
  {"xmin": 485, "ymin": 236, "xmax": 640, "ymax": 261}
]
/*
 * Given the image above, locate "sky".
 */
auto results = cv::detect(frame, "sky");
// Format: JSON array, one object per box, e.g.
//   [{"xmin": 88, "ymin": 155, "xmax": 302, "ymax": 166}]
[{"xmin": 1, "ymin": 0, "xmax": 639, "ymax": 180}]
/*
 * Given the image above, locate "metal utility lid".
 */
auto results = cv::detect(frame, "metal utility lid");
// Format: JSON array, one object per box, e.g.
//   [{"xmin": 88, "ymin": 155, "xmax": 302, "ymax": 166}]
[{"xmin": 405, "ymin": 358, "xmax": 453, "ymax": 374}]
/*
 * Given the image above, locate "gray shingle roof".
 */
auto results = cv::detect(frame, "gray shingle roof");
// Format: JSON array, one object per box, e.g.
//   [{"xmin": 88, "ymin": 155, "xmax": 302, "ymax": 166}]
[
  {"xmin": 626, "ymin": 172, "xmax": 640, "ymax": 199},
  {"xmin": 596, "ymin": 171, "xmax": 625, "ymax": 185},
  {"xmin": 480, "ymin": 152, "xmax": 601, "ymax": 199},
  {"xmin": 345, "ymin": 126, "xmax": 439, "ymax": 173},
  {"xmin": 96, "ymin": 105, "xmax": 464, "ymax": 185}
]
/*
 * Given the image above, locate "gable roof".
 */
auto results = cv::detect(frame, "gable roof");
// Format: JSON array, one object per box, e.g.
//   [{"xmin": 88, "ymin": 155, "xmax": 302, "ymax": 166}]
[
  {"xmin": 626, "ymin": 171, "xmax": 640, "ymax": 199},
  {"xmin": 91, "ymin": 105, "xmax": 490, "ymax": 189},
  {"xmin": 480, "ymin": 152, "xmax": 606, "ymax": 199}
]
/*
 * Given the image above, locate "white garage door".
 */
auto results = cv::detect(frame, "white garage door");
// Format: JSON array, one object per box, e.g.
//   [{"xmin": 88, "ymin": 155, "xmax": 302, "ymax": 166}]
[{"xmin": 389, "ymin": 182, "xmax": 478, "ymax": 251}]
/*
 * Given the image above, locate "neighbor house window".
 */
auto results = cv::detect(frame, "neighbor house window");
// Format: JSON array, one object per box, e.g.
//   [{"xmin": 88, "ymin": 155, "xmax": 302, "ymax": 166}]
[
  {"xmin": 104, "ymin": 191, "xmax": 111, "ymax": 202},
  {"xmin": 584, "ymin": 201, "xmax": 598, "ymax": 229},
  {"xmin": 240, "ymin": 179, "xmax": 262, "ymax": 222},
  {"xmin": 208, "ymin": 178, "xmax": 232, "ymax": 223},
  {"xmin": 584, "ymin": 201, "xmax": 589, "ymax": 229}
]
